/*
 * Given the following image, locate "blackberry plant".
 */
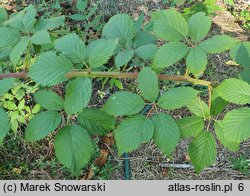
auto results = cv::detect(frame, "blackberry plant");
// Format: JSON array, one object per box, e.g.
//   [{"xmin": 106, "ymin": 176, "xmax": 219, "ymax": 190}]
[{"xmin": 0, "ymin": 5, "xmax": 249, "ymax": 175}]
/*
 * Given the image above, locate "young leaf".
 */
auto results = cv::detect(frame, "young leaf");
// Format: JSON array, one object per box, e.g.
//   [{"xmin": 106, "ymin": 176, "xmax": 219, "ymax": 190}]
[
  {"xmin": 214, "ymin": 120, "xmax": 240, "ymax": 152},
  {"xmin": 88, "ymin": 39, "xmax": 118, "ymax": 68},
  {"xmin": 188, "ymin": 131, "xmax": 217, "ymax": 173},
  {"xmin": 152, "ymin": 9, "xmax": 188, "ymax": 41},
  {"xmin": 0, "ymin": 108, "xmax": 10, "ymax": 145},
  {"xmin": 138, "ymin": 67, "xmax": 159, "ymax": 102},
  {"xmin": 0, "ymin": 7, "xmax": 8, "ymax": 25},
  {"xmin": 199, "ymin": 35, "xmax": 237, "ymax": 54},
  {"xmin": 35, "ymin": 16, "xmax": 65, "ymax": 31},
  {"xmin": 25, "ymin": 111, "xmax": 61, "ymax": 141},
  {"xmin": 54, "ymin": 33, "xmax": 86, "ymax": 63},
  {"xmin": 78, "ymin": 109, "xmax": 116, "ymax": 136},
  {"xmin": 188, "ymin": 12, "xmax": 212, "ymax": 42},
  {"xmin": 135, "ymin": 44, "xmax": 157, "ymax": 60},
  {"xmin": 158, "ymin": 87, "xmax": 199, "ymax": 110},
  {"xmin": 223, "ymin": 107, "xmax": 250, "ymax": 142},
  {"xmin": 10, "ymin": 36, "xmax": 29, "ymax": 66},
  {"xmin": 34, "ymin": 90, "xmax": 64, "ymax": 111},
  {"xmin": 152, "ymin": 113, "xmax": 180, "ymax": 155},
  {"xmin": 102, "ymin": 92, "xmax": 145, "ymax": 116},
  {"xmin": 114, "ymin": 115, "xmax": 154, "ymax": 156},
  {"xmin": 69, "ymin": 14, "xmax": 86, "ymax": 21},
  {"xmin": 76, "ymin": 0, "xmax": 87, "ymax": 12},
  {"xmin": 115, "ymin": 50, "xmax": 134, "ymax": 68},
  {"xmin": 4, "ymin": 5, "xmax": 36, "ymax": 33},
  {"xmin": 54, "ymin": 125, "xmax": 93, "ymax": 175},
  {"xmin": 186, "ymin": 47, "xmax": 208, "ymax": 76},
  {"xmin": 31, "ymin": 30, "xmax": 51, "ymax": 45},
  {"xmin": 152, "ymin": 42, "xmax": 188, "ymax": 69},
  {"xmin": 187, "ymin": 97, "xmax": 210, "ymax": 119},
  {"xmin": 29, "ymin": 52, "xmax": 73, "ymax": 86},
  {"xmin": 0, "ymin": 27, "xmax": 20, "ymax": 48},
  {"xmin": 102, "ymin": 14, "xmax": 135, "ymax": 43},
  {"xmin": 64, "ymin": 78, "xmax": 92, "ymax": 115},
  {"xmin": 230, "ymin": 42, "xmax": 250, "ymax": 67},
  {"xmin": 133, "ymin": 31, "xmax": 157, "ymax": 48},
  {"xmin": 134, "ymin": 12, "xmax": 145, "ymax": 34},
  {"xmin": 216, "ymin": 79, "xmax": 250, "ymax": 104},
  {"xmin": 176, "ymin": 116, "xmax": 204, "ymax": 138},
  {"xmin": 0, "ymin": 78, "xmax": 15, "ymax": 96}
]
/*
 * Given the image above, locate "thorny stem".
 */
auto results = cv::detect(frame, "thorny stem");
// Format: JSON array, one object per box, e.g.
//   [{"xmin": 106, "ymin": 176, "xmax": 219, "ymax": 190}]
[
  {"xmin": 0, "ymin": 70, "xmax": 214, "ymax": 87},
  {"xmin": 67, "ymin": 71, "xmax": 213, "ymax": 87},
  {"xmin": 0, "ymin": 72, "xmax": 28, "ymax": 79}
]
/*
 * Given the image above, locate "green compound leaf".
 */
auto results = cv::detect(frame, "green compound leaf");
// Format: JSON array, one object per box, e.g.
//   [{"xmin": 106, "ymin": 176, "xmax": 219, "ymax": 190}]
[
  {"xmin": 199, "ymin": 35, "xmax": 237, "ymax": 54},
  {"xmin": 4, "ymin": 5, "xmax": 36, "ymax": 33},
  {"xmin": 138, "ymin": 67, "xmax": 159, "ymax": 102},
  {"xmin": 152, "ymin": 42, "xmax": 188, "ymax": 69},
  {"xmin": 35, "ymin": 16, "xmax": 65, "ymax": 31},
  {"xmin": 88, "ymin": 39, "xmax": 118, "ymax": 68},
  {"xmin": 187, "ymin": 97, "xmax": 210, "ymax": 119},
  {"xmin": 102, "ymin": 14, "xmax": 135, "ymax": 43},
  {"xmin": 216, "ymin": 79, "xmax": 250, "ymax": 104},
  {"xmin": 34, "ymin": 90, "xmax": 64, "ymax": 111},
  {"xmin": 0, "ymin": 27, "xmax": 20, "ymax": 48},
  {"xmin": 114, "ymin": 115, "xmax": 154, "ymax": 156},
  {"xmin": 0, "ymin": 78, "xmax": 15, "ymax": 96},
  {"xmin": 25, "ymin": 111, "xmax": 61, "ymax": 141},
  {"xmin": 0, "ymin": 46, "xmax": 12, "ymax": 60},
  {"xmin": 64, "ymin": 78, "xmax": 92, "ymax": 115},
  {"xmin": 0, "ymin": 7, "xmax": 8, "ymax": 25},
  {"xmin": 152, "ymin": 113, "xmax": 180, "ymax": 155},
  {"xmin": 176, "ymin": 116, "xmax": 204, "ymax": 138},
  {"xmin": 29, "ymin": 52, "xmax": 73, "ymax": 86},
  {"xmin": 186, "ymin": 46, "xmax": 208, "ymax": 76},
  {"xmin": 78, "ymin": 109, "xmax": 115, "ymax": 136},
  {"xmin": 223, "ymin": 107, "xmax": 250, "ymax": 142},
  {"xmin": 239, "ymin": 69, "xmax": 250, "ymax": 84},
  {"xmin": 210, "ymin": 89, "xmax": 228, "ymax": 116},
  {"xmin": 133, "ymin": 31, "xmax": 157, "ymax": 48},
  {"xmin": 54, "ymin": 125, "xmax": 93, "ymax": 175},
  {"xmin": 188, "ymin": 131, "xmax": 217, "ymax": 173},
  {"xmin": 10, "ymin": 36, "xmax": 29, "ymax": 66},
  {"xmin": 31, "ymin": 30, "xmax": 51, "ymax": 45},
  {"xmin": 158, "ymin": 87, "xmax": 199, "ymax": 110},
  {"xmin": 54, "ymin": 33, "xmax": 86, "ymax": 63},
  {"xmin": 0, "ymin": 108, "xmax": 10, "ymax": 145},
  {"xmin": 230, "ymin": 42, "xmax": 250, "ymax": 67},
  {"xmin": 188, "ymin": 12, "xmax": 212, "ymax": 42},
  {"xmin": 152, "ymin": 9, "xmax": 188, "ymax": 41},
  {"xmin": 115, "ymin": 50, "xmax": 134, "ymax": 68},
  {"xmin": 135, "ymin": 44, "xmax": 158, "ymax": 60},
  {"xmin": 103, "ymin": 92, "xmax": 145, "ymax": 117},
  {"xmin": 214, "ymin": 120, "xmax": 240, "ymax": 152}
]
